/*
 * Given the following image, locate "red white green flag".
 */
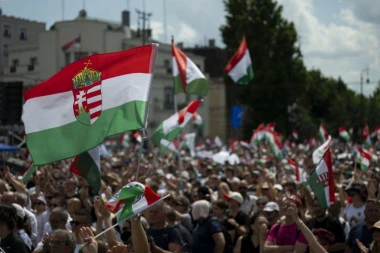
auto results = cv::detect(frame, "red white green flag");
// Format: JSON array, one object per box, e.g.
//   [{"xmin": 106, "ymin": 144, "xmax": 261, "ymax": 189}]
[
  {"xmin": 312, "ymin": 136, "xmax": 331, "ymax": 164},
  {"xmin": 250, "ymin": 123, "xmax": 266, "ymax": 146},
  {"xmin": 339, "ymin": 127, "xmax": 350, "ymax": 141},
  {"xmin": 306, "ymin": 136, "xmax": 317, "ymax": 151},
  {"xmin": 319, "ymin": 123, "xmax": 329, "ymax": 142},
  {"xmin": 287, "ymin": 158, "xmax": 300, "ymax": 182},
  {"xmin": 172, "ymin": 41, "xmax": 208, "ymax": 96},
  {"xmin": 150, "ymin": 100, "xmax": 202, "ymax": 148},
  {"xmin": 105, "ymin": 182, "xmax": 164, "ymax": 222},
  {"xmin": 362, "ymin": 124, "xmax": 371, "ymax": 148},
  {"xmin": 307, "ymin": 148, "xmax": 335, "ymax": 209},
  {"xmin": 266, "ymin": 130, "xmax": 283, "ymax": 159},
  {"xmin": 356, "ymin": 147, "xmax": 371, "ymax": 170},
  {"xmin": 22, "ymin": 45, "xmax": 157, "ymax": 165},
  {"xmin": 70, "ymin": 146, "xmax": 101, "ymax": 192},
  {"xmin": 292, "ymin": 130, "xmax": 299, "ymax": 140},
  {"xmin": 225, "ymin": 36, "xmax": 254, "ymax": 85}
]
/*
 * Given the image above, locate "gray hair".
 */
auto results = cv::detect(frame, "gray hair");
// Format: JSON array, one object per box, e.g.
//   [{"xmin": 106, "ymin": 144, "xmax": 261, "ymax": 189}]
[{"xmin": 51, "ymin": 229, "xmax": 76, "ymax": 252}]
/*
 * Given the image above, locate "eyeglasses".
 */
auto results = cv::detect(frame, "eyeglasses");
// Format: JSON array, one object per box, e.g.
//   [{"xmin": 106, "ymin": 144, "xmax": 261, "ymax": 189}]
[{"xmin": 70, "ymin": 220, "xmax": 83, "ymax": 226}]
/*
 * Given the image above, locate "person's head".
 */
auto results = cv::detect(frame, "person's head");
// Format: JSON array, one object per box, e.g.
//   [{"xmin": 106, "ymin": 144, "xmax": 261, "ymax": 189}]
[
  {"xmin": 14, "ymin": 192, "xmax": 28, "ymax": 207},
  {"xmin": 165, "ymin": 206, "xmax": 177, "ymax": 224},
  {"xmin": 312, "ymin": 198, "xmax": 327, "ymax": 219},
  {"xmin": 283, "ymin": 182, "xmax": 297, "ymax": 195},
  {"xmin": 224, "ymin": 191, "xmax": 243, "ymax": 209},
  {"xmin": 212, "ymin": 200, "xmax": 229, "ymax": 218},
  {"xmin": 313, "ymin": 228, "xmax": 335, "ymax": 251},
  {"xmin": 0, "ymin": 204, "xmax": 17, "ymax": 234},
  {"xmin": 70, "ymin": 210, "xmax": 92, "ymax": 234},
  {"xmin": 49, "ymin": 229, "xmax": 76, "ymax": 253},
  {"xmin": 173, "ymin": 196, "xmax": 190, "ymax": 213},
  {"xmin": 12, "ymin": 203, "xmax": 26, "ymax": 230},
  {"xmin": 282, "ymin": 195, "xmax": 302, "ymax": 217},
  {"xmin": 1, "ymin": 191, "xmax": 14, "ymax": 205},
  {"xmin": 146, "ymin": 202, "xmax": 167, "ymax": 227},
  {"xmin": 247, "ymin": 214, "xmax": 268, "ymax": 236},
  {"xmin": 345, "ymin": 183, "xmax": 367, "ymax": 203},
  {"xmin": 64, "ymin": 178, "xmax": 78, "ymax": 195},
  {"xmin": 50, "ymin": 196, "xmax": 66, "ymax": 209},
  {"xmin": 192, "ymin": 200, "xmax": 211, "ymax": 221},
  {"xmin": 369, "ymin": 220, "xmax": 380, "ymax": 243},
  {"xmin": 328, "ymin": 201, "xmax": 341, "ymax": 218},
  {"xmin": 238, "ymin": 180, "xmax": 249, "ymax": 196},
  {"xmin": 256, "ymin": 196, "xmax": 269, "ymax": 213},
  {"xmin": 365, "ymin": 199, "xmax": 380, "ymax": 226},
  {"xmin": 263, "ymin": 202, "xmax": 280, "ymax": 225},
  {"xmin": 34, "ymin": 196, "xmax": 47, "ymax": 213},
  {"xmin": 67, "ymin": 197, "xmax": 82, "ymax": 216},
  {"xmin": 49, "ymin": 207, "xmax": 69, "ymax": 230},
  {"xmin": 197, "ymin": 186, "xmax": 211, "ymax": 202},
  {"xmin": 0, "ymin": 180, "xmax": 8, "ymax": 195}
]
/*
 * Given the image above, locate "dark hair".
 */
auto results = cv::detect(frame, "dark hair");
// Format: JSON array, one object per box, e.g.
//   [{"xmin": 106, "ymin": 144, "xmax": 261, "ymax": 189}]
[
  {"xmin": 312, "ymin": 228, "xmax": 335, "ymax": 245},
  {"xmin": 0, "ymin": 204, "xmax": 17, "ymax": 230},
  {"xmin": 246, "ymin": 214, "xmax": 264, "ymax": 236}
]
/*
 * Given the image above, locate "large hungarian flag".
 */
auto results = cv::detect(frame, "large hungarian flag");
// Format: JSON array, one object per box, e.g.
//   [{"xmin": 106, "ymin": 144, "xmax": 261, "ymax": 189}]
[
  {"xmin": 225, "ymin": 36, "xmax": 254, "ymax": 85},
  {"xmin": 70, "ymin": 146, "xmax": 101, "ymax": 192},
  {"xmin": 172, "ymin": 41, "xmax": 208, "ymax": 96},
  {"xmin": 307, "ymin": 148, "xmax": 335, "ymax": 209},
  {"xmin": 150, "ymin": 100, "xmax": 202, "ymax": 148},
  {"xmin": 105, "ymin": 182, "xmax": 164, "ymax": 222},
  {"xmin": 22, "ymin": 45, "xmax": 157, "ymax": 165}
]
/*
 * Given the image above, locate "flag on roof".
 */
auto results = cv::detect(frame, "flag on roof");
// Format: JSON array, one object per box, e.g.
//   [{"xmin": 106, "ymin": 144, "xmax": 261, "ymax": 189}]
[
  {"xmin": 306, "ymin": 148, "xmax": 335, "ymax": 209},
  {"xmin": 150, "ymin": 100, "xmax": 202, "ymax": 148},
  {"xmin": 70, "ymin": 146, "xmax": 101, "ymax": 192},
  {"xmin": 105, "ymin": 182, "xmax": 164, "ymax": 222},
  {"xmin": 62, "ymin": 36, "xmax": 81, "ymax": 51},
  {"xmin": 172, "ymin": 40, "xmax": 208, "ymax": 96},
  {"xmin": 225, "ymin": 36, "xmax": 254, "ymax": 85},
  {"xmin": 22, "ymin": 44, "xmax": 157, "ymax": 165}
]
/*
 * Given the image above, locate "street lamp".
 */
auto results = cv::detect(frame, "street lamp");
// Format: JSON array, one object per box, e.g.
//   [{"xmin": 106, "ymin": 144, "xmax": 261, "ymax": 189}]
[{"xmin": 360, "ymin": 67, "xmax": 370, "ymax": 129}]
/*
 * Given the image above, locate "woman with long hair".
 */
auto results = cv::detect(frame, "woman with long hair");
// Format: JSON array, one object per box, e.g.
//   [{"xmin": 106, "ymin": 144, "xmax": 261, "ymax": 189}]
[{"xmin": 234, "ymin": 214, "xmax": 268, "ymax": 253}]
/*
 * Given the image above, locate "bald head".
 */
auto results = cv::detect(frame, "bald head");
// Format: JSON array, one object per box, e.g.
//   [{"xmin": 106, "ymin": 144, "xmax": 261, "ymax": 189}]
[{"xmin": 1, "ymin": 191, "xmax": 14, "ymax": 205}]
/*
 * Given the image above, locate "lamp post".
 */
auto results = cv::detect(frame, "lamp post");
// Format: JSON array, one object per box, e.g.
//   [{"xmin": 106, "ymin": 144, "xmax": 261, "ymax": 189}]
[{"xmin": 360, "ymin": 67, "xmax": 370, "ymax": 132}]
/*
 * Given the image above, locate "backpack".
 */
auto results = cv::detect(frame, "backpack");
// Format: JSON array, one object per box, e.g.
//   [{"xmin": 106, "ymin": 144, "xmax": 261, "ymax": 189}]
[{"xmin": 209, "ymin": 218, "xmax": 233, "ymax": 253}]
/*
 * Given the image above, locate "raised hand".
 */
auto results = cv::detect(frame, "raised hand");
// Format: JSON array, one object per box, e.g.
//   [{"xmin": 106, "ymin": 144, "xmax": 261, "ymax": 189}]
[{"xmin": 78, "ymin": 227, "xmax": 98, "ymax": 253}]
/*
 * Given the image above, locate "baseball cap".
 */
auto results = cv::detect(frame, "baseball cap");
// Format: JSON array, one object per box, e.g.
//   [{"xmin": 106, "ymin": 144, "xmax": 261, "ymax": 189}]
[
  {"xmin": 286, "ymin": 195, "xmax": 303, "ymax": 208},
  {"xmin": 12, "ymin": 203, "xmax": 25, "ymax": 219},
  {"xmin": 263, "ymin": 202, "xmax": 280, "ymax": 212},
  {"xmin": 224, "ymin": 192, "xmax": 243, "ymax": 204},
  {"xmin": 36, "ymin": 196, "xmax": 47, "ymax": 205},
  {"xmin": 273, "ymin": 184, "xmax": 283, "ymax": 191}
]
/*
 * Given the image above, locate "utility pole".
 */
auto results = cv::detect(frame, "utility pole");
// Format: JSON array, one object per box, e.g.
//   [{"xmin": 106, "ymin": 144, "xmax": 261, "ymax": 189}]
[
  {"xmin": 360, "ymin": 67, "xmax": 370, "ymax": 133},
  {"xmin": 136, "ymin": 0, "xmax": 152, "ymax": 45}
]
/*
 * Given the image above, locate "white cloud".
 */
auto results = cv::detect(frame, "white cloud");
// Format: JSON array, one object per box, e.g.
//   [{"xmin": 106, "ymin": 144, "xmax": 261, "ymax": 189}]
[{"xmin": 276, "ymin": 0, "xmax": 380, "ymax": 95}]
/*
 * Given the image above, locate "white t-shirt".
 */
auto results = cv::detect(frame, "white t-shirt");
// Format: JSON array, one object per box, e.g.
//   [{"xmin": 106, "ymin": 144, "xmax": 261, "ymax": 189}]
[{"xmin": 344, "ymin": 203, "xmax": 365, "ymax": 227}]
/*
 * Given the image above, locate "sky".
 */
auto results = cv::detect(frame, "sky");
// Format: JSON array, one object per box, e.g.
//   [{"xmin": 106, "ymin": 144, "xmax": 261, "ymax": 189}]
[{"xmin": 1, "ymin": 0, "xmax": 379, "ymax": 96}]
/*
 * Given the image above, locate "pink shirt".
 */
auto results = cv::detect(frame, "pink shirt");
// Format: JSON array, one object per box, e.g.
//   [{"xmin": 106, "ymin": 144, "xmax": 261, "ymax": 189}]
[{"xmin": 266, "ymin": 223, "xmax": 308, "ymax": 246}]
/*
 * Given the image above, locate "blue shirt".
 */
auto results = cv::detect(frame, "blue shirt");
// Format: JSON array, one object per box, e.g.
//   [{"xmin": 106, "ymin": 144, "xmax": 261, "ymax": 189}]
[
  {"xmin": 347, "ymin": 224, "xmax": 373, "ymax": 253},
  {"xmin": 192, "ymin": 216, "xmax": 223, "ymax": 253},
  {"xmin": 147, "ymin": 225, "xmax": 183, "ymax": 251}
]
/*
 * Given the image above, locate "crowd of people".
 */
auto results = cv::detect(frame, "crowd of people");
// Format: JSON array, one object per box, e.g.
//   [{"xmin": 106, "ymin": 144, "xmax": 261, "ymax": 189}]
[{"xmin": 0, "ymin": 134, "xmax": 380, "ymax": 253}]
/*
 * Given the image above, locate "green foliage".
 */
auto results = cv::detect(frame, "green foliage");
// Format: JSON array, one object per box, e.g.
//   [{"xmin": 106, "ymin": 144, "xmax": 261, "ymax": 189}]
[{"xmin": 221, "ymin": 0, "xmax": 377, "ymax": 141}]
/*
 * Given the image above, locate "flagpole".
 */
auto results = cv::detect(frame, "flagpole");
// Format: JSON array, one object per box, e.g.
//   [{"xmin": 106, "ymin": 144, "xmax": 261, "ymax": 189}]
[{"xmin": 135, "ymin": 128, "xmax": 146, "ymax": 181}]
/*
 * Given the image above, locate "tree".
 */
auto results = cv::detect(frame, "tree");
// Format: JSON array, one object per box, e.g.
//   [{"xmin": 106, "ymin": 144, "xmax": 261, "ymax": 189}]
[{"xmin": 220, "ymin": 0, "xmax": 307, "ymax": 138}]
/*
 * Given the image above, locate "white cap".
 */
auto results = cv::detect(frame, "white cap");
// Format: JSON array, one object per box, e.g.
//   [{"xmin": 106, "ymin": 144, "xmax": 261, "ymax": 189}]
[
  {"xmin": 273, "ymin": 184, "xmax": 283, "ymax": 191},
  {"xmin": 12, "ymin": 203, "xmax": 25, "ymax": 219},
  {"xmin": 263, "ymin": 202, "xmax": 280, "ymax": 212}
]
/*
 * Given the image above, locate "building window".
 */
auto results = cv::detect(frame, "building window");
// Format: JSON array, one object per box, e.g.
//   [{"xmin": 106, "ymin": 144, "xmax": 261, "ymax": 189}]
[
  {"xmin": 30, "ymin": 57, "xmax": 37, "ymax": 65},
  {"xmin": 3, "ymin": 24, "xmax": 11, "ymax": 38},
  {"xmin": 164, "ymin": 59, "xmax": 171, "ymax": 74},
  {"xmin": 3, "ymin": 44, "xmax": 8, "ymax": 57},
  {"xmin": 12, "ymin": 59, "xmax": 19, "ymax": 66},
  {"xmin": 74, "ymin": 52, "xmax": 88, "ymax": 61},
  {"xmin": 164, "ymin": 87, "xmax": 174, "ymax": 110},
  {"xmin": 65, "ymin": 52, "xmax": 71, "ymax": 66},
  {"xmin": 19, "ymin": 27, "xmax": 27, "ymax": 41}
]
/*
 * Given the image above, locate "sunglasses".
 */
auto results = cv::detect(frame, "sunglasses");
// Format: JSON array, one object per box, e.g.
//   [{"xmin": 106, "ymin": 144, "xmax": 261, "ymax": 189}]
[{"xmin": 70, "ymin": 220, "xmax": 83, "ymax": 226}]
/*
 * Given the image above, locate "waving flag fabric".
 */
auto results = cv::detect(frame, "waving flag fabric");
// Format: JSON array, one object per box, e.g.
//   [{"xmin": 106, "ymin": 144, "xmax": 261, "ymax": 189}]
[
  {"xmin": 22, "ymin": 44, "xmax": 157, "ymax": 165},
  {"xmin": 150, "ymin": 100, "xmax": 202, "ymax": 148},
  {"xmin": 105, "ymin": 182, "xmax": 163, "ymax": 222},
  {"xmin": 225, "ymin": 36, "xmax": 254, "ymax": 85},
  {"xmin": 339, "ymin": 127, "xmax": 350, "ymax": 141},
  {"xmin": 307, "ymin": 148, "xmax": 335, "ymax": 209},
  {"xmin": 62, "ymin": 36, "xmax": 81, "ymax": 51},
  {"xmin": 356, "ymin": 147, "xmax": 371, "ymax": 171},
  {"xmin": 287, "ymin": 158, "xmax": 300, "ymax": 182},
  {"xmin": 172, "ymin": 41, "xmax": 208, "ymax": 95},
  {"xmin": 319, "ymin": 123, "xmax": 329, "ymax": 142}
]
